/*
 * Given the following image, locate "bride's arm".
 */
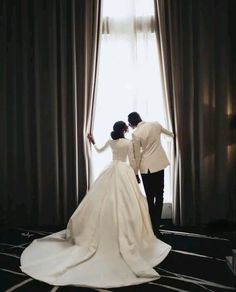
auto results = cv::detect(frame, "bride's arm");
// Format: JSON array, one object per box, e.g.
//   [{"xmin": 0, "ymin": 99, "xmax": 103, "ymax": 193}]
[
  {"xmin": 87, "ymin": 134, "xmax": 110, "ymax": 153},
  {"xmin": 94, "ymin": 140, "xmax": 110, "ymax": 153}
]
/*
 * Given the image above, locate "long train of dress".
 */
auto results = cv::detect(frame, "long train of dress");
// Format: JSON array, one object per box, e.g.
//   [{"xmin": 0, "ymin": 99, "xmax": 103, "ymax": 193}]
[{"xmin": 20, "ymin": 158, "xmax": 171, "ymax": 288}]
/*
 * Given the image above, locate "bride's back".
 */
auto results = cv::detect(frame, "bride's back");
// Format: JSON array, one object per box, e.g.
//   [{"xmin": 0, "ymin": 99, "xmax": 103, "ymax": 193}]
[{"xmin": 110, "ymin": 138, "xmax": 130, "ymax": 162}]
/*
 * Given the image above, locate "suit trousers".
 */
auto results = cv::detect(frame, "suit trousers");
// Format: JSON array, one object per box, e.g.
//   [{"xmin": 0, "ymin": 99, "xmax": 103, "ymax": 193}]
[{"xmin": 141, "ymin": 169, "xmax": 164, "ymax": 235}]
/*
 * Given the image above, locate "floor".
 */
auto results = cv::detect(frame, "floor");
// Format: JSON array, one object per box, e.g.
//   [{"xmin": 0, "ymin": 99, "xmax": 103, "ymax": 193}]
[{"xmin": 0, "ymin": 220, "xmax": 235, "ymax": 292}]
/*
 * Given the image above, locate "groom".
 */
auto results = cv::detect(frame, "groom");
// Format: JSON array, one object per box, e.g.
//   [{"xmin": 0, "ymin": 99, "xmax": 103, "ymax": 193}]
[{"xmin": 128, "ymin": 112, "xmax": 174, "ymax": 237}]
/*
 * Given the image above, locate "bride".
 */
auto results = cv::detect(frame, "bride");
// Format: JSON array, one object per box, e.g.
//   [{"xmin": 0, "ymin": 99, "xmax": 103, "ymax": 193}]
[{"xmin": 20, "ymin": 121, "xmax": 171, "ymax": 288}]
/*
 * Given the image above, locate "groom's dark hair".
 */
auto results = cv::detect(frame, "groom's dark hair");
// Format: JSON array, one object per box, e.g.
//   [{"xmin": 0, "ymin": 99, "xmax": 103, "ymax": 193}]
[{"xmin": 128, "ymin": 112, "xmax": 142, "ymax": 126}]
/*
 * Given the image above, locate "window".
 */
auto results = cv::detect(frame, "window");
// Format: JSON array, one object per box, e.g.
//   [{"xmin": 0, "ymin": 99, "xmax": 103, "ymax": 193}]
[{"xmin": 92, "ymin": 0, "xmax": 172, "ymax": 203}]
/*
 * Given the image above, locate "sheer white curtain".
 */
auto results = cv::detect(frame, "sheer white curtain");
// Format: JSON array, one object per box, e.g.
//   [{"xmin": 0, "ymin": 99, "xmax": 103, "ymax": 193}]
[{"xmin": 93, "ymin": 0, "xmax": 173, "ymax": 203}]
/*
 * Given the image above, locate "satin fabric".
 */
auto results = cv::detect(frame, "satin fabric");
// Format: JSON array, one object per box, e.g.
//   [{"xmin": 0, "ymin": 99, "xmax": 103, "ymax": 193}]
[
  {"xmin": 20, "ymin": 139, "xmax": 171, "ymax": 288},
  {"xmin": 131, "ymin": 121, "xmax": 174, "ymax": 174}
]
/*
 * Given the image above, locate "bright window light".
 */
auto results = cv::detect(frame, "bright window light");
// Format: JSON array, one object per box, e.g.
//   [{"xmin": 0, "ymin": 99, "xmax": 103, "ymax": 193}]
[{"xmin": 92, "ymin": 0, "xmax": 172, "ymax": 203}]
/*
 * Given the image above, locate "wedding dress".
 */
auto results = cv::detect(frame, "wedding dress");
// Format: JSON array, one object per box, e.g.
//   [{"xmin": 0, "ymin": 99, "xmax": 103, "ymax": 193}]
[{"xmin": 20, "ymin": 138, "xmax": 171, "ymax": 288}]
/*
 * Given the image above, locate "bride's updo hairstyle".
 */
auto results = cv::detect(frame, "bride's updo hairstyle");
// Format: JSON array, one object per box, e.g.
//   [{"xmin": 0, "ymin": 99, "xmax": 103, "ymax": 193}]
[{"xmin": 110, "ymin": 121, "xmax": 128, "ymax": 140}]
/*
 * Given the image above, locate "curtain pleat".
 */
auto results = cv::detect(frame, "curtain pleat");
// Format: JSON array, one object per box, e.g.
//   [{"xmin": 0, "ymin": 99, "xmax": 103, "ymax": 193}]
[
  {"xmin": 0, "ymin": 0, "xmax": 102, "ymax": 227},
  {"xmin": 154, "ymin": 0, "xmax": 236, "ymax": 225}
]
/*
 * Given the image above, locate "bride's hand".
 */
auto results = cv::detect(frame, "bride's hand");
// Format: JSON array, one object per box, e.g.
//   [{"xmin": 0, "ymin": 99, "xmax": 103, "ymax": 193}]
[{"xmin": 87, "ymin": 133, "xmax": 95, "ymax": 145}]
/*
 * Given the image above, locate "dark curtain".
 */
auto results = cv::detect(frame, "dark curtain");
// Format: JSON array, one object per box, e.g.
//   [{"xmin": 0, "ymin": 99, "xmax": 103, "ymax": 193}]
[
  {"xmin": 154, "ymin": 0, "xmax": 236, "ymax": 225},
  {"xmin": 0, "ymin": 0, "xmax": 102, "ymax": 227}
]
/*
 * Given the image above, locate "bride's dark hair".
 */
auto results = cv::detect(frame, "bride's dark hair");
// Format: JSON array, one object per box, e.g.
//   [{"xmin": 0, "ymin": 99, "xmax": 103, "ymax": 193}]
[{"xmin": 110, "ymin": 121, "xmax": 128, "ymax": 140}]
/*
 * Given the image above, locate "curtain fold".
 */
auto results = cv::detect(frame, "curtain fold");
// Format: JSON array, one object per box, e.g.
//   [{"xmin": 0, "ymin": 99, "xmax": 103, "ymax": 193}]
[
  {"xmin": 73, "ymin": 0, "xmax": 102, "ymax": 201},
  {"xmin": 154, "ymin": 0, "xmax": 236, "ymax": 225},
  {"xmin": 0, "ymin": 0, "xmax": 102, "ymax": 227}
]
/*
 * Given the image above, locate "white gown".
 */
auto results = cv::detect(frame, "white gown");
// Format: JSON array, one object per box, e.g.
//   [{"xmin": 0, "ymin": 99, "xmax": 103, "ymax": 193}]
[{"xmin": 20, "ymin": 138, "xmax": 171, "ymax": 288}]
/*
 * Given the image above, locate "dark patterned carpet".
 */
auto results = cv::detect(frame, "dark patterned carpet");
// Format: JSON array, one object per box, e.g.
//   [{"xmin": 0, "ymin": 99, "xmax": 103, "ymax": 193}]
[{"xmin": 0, "ymin": 221, "xmax": 235, "ymax": 292}]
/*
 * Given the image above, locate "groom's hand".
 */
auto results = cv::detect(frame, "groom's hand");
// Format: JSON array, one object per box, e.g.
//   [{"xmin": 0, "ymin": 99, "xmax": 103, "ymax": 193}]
[{"xmin": 136, "ymin": 175, "xmax": 141, "ymax": 184}]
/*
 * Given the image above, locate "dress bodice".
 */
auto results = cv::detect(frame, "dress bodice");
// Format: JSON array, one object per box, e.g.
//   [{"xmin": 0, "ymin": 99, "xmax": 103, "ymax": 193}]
[
  {"xmin": 94, "ymin": 138, "xmax": 134, "ymax": 164},
  {"xmin": 110, "ymin": 139, "xmax": 130, "ymax": 162}
]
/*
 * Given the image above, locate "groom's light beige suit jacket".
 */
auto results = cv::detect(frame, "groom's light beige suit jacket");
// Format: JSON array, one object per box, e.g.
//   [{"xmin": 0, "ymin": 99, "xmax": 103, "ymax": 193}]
[{"xmin": 130, "ymin": 121, "xmax": 174, "ymax": 175}]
